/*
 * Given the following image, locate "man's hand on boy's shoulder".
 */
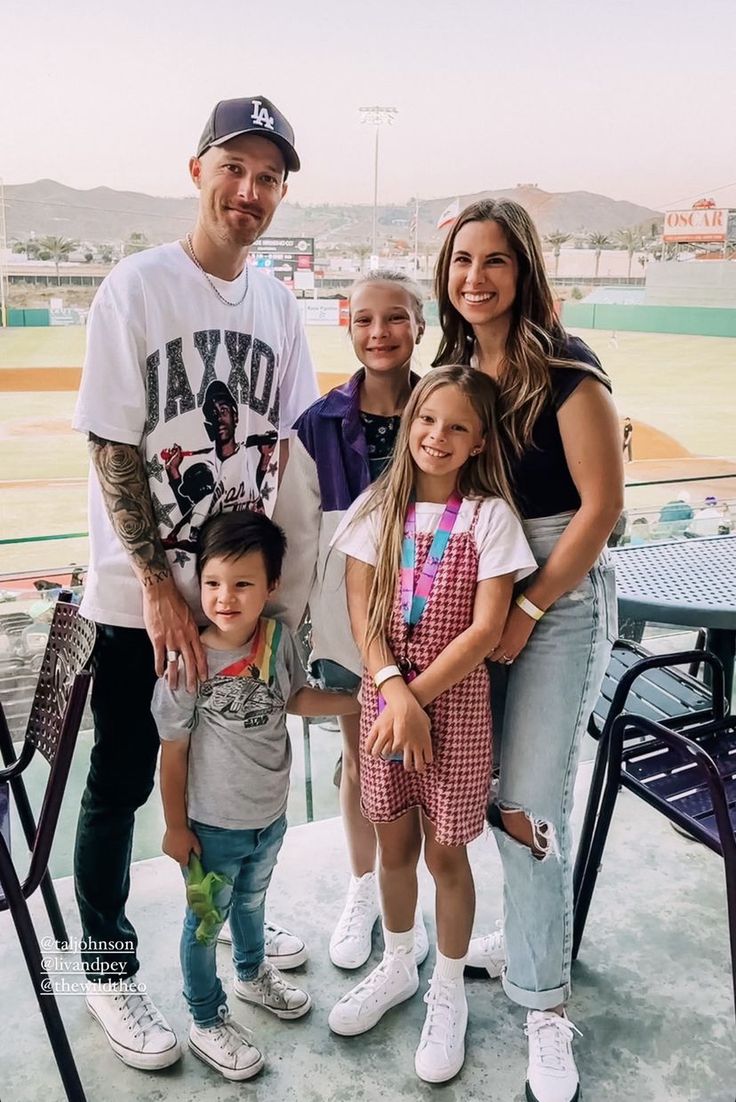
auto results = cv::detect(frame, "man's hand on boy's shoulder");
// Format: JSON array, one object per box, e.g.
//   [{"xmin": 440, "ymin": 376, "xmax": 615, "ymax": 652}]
[{"xmin": 163, "ymin": 826, "xmax": 202, "ymax": 867}]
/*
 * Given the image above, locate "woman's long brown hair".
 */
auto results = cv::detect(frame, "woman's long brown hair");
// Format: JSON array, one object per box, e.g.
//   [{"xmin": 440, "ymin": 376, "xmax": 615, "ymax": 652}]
[{"xmin": 433, "ymin": 198, "xmax": 608, "ymax": 456}]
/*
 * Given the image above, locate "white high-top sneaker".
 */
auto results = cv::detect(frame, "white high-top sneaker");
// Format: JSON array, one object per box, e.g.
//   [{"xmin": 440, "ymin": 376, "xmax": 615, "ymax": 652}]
[
  {"xmin": 413, "ymin": 905, "xmax": 430, "ymax": 967},
  {"xmin": 465, "ymin": 921, "xmax": 506, "ymax": 978},
  {"xmin": 414, "ymin": 971, "xmax": 468, "ymax": 1083},
  {"xmin": 329, "ymin": 872, "xmax": 381, "ymax": 969},
  {"xmin": 328, "ymin": 947, "xmax": 418, "ymax": 1036}
]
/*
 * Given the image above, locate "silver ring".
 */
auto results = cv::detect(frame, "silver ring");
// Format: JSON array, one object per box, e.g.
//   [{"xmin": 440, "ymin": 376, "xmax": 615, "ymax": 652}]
[
  {"xmin": 504, "ymin": 657, "xmax": 514, "ymax": 666},
  {"xmin": 166, "ymin": 650, "xmax": 180, "ymax": 663}
]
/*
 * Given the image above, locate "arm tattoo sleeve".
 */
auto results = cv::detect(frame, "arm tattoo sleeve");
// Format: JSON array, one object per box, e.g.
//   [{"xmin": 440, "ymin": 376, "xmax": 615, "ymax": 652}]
[{"xmin": 88, "ymin": 432, "xmax": 171, "ymax": 588}]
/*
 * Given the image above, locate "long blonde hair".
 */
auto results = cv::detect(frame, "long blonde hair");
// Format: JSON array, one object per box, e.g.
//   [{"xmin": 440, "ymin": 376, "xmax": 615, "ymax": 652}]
[
  {"xmin": 433, "ymin": 198, "xmax": 608, "ymax": 456},
  {"xmin": 358, "ymin": 365, "xmax": 513, "ymax": 652}
]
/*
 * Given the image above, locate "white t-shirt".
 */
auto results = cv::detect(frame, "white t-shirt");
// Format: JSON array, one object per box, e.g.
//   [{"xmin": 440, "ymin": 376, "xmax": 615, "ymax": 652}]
[
  {"xmin": 332, "ymin": 492, "xmax": 537, "ymax": 583},
  {"xmin": 73, "ymin": 242, "xmax": 318, "ymax": 628}
]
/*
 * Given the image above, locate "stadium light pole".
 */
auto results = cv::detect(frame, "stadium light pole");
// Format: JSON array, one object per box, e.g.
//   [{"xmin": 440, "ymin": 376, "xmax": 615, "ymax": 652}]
[
  {"xmin": 0, "ymin": 178, "xmax": 7, "ymax": 327},
  {"xmin": 359, "ymin": 107, "xmax": 398, "ymax": 263}
]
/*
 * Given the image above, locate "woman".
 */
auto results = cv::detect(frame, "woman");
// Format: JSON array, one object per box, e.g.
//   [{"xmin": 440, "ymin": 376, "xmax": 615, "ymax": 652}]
[{"xmin": 434, "ymin": 198, "xmax": 623, "ymax": 1102}]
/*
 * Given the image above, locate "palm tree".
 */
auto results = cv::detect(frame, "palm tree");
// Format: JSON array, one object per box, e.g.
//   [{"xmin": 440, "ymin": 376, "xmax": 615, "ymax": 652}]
[
  {"xmin": 35, "ymin": 236, "xmax": 78, "ymax": 283},
  {"xmin": 588, "ymin": 233, "xmax": 611, "ymax": 279},
  {"xmin": 11, "ymin": 238, "xmax": 42, "ymax": 259},
  {"xmin": 353, "ymin": 243, "xmax": 371, "ymax": 272},
  {"xmin": 124, "ymin": 231, "xmax": 149, "ymax": 256},
  {"xmin": 545, "ymin": 231, "xmax": 570, "ymax": 278},
  {"xmin": 616, "ymin": 228, "xmax": 644, "ymax": 279}
]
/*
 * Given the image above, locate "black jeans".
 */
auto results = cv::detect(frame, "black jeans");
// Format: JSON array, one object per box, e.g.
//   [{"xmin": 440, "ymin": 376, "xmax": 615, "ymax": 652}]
[{"xmin": 74, "ymin": 625, "xmax": 159, "ymax": 980}]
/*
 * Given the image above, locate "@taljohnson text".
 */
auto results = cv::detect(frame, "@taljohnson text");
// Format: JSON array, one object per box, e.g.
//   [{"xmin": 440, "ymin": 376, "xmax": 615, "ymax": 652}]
[{"xmin": 39, "ymin": 936, "xmax": 143, "ymax": 994}]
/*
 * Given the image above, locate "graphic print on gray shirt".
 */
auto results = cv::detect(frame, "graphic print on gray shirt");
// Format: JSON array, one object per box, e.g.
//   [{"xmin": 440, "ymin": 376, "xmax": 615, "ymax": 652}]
[{"xmin": 152, "ymin": 617, "xmax": 307, "ymax": 830}]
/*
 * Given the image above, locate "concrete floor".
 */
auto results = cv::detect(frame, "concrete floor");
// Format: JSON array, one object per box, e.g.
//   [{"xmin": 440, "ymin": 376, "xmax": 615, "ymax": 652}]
[
  {"xmin": 1, "ymin": 760, "xmax": 734, "ymax": 1102},
  {"xmin": 10, "ymin": 714, "xmax": 344, "ymax": 880}
]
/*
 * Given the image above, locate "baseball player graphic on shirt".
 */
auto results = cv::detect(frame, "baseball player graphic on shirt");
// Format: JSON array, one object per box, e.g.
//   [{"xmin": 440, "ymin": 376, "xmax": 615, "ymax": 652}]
[{"xmin": 161, "ymin": 380, "xmax": 277, "ymax": 551}]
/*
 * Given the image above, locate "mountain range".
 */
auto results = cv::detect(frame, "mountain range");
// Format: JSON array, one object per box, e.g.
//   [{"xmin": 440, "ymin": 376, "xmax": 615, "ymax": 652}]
[{"xmin": 5, "ymin": 179, "xmax": 661, "ymax": 248}]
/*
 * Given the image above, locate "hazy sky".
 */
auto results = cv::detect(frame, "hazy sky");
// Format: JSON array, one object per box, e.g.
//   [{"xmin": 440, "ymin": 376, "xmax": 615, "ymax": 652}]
[{"xmin": 3, "ymin": 0, "xmax": 735, "ymax": 212}]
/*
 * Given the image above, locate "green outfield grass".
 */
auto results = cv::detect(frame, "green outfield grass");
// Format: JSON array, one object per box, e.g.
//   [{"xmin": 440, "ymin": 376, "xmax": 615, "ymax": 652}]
[
  {"xmin": 1, "ymin": 324, "xmax": 734, "ymax": 575},
  {"xmin": 0, "ymin": 325, "xmax": 86, "ymax": 368}
]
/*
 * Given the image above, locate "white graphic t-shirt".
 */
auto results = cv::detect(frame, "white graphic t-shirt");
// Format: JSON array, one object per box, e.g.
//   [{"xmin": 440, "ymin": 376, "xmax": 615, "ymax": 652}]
[{"xmin": 73, "ymin": 242, "xmax": 318, "ymax": 628}]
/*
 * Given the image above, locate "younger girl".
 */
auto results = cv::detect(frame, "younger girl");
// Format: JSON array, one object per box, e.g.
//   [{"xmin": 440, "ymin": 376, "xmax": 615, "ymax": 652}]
[
  {"xmin": 328, "ymin": 366, "xmax": 536, "ymax": 1083},
  {"xmin": 271, "ymin": 270, "xmax": 429, "ymax": 970}
]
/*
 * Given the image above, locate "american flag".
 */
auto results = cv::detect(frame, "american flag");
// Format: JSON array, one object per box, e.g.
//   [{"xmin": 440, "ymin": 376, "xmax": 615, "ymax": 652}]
[{"xmin": 437, "ymin": 198, "xmax": 460, "ymax": 230}]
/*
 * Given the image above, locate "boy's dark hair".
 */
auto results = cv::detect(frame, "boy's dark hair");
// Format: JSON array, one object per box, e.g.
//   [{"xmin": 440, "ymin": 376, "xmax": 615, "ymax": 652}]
[{"xmin": 197, "ymin": 510, "xmax": 287, "ymax": 586}]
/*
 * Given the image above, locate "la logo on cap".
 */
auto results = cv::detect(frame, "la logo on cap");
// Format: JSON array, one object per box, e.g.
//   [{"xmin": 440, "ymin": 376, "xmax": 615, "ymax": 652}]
[{"xmin": 251, "ymin": 99, "xmax": 275, "ymax": 131}]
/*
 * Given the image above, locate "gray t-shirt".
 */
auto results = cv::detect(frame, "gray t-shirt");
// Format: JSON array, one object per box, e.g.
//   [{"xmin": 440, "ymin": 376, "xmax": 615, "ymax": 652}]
[{"xmin": 153, "ymin": 617, "xmax": 307, "ymax": 830}]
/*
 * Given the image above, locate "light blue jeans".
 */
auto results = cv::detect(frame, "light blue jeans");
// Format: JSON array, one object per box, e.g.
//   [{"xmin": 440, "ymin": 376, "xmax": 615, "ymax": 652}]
[
  {"xmin": 180, "ymin": 814, "xmax": 287, "ymax": 1027},
  {"xmin": 489, "ymin": 511, "xmax": 616, "ymax": 1011}
]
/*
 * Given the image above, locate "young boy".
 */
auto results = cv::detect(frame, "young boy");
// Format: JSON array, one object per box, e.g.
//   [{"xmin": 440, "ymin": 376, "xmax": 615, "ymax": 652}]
[{"xmin": 154, "ymin": 511, "xmax": 358, "ymax": 1082}]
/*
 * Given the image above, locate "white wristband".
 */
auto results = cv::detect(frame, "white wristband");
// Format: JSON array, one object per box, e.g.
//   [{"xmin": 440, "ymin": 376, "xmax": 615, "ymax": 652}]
[
  {"xmin": 515, "ymin": 594, "xmax": 545, "ymax": 622},
  {"xmin": 374, "ymin": 664, "xmax": 402, "ymax": 691}
]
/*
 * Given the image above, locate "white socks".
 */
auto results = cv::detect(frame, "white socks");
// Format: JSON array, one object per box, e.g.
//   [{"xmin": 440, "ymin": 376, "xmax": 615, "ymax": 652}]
[
  {"xmin": 383, "ymin": 925, "xmax": 415, "ymax": 955},
  {"xmin": 434, "ymin": 949, "xmax": 466, "ymax": 981}
]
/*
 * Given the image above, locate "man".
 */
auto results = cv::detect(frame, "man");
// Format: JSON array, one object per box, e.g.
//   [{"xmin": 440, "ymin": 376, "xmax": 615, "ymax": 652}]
[
  {"xmin": 622, "ymin": 415, "xmax": 633, "ymax": 461},
  {"xmin": 72, "ymin": 96, "xmax": 318, "ymax": 1072}
]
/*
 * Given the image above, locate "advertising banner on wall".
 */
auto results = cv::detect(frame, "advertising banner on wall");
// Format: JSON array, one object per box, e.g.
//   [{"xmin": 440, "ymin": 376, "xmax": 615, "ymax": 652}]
[
  {"xmin": 299, "ymin": 299, "xmax": 341, "ymax": 326},
  {"xmin": 250, "ymin": 237, "xmax": 314, "ymax": 289},
  {"xmin": 662, "ymin": 209, "xmax": 729, "ymax": 243}
]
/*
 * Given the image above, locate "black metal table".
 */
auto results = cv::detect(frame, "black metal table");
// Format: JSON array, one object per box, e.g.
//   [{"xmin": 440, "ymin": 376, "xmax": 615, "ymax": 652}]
[{"xmin": 610, "ymin": 535, "xmax": 736, "ymax": 698}]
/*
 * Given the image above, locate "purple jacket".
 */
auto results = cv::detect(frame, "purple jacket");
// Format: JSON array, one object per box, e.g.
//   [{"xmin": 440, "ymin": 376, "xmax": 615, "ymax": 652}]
[
  {"xmin": 271, "ymin": 368, "xmax": 418, "ymax": 673},
  {"xmin": 293, "ymin": 370, "xmax": 371, "ymax": 512},
  {"xmin": 294, "ymin": 368, "xmax": 420, "ymax": 510}
]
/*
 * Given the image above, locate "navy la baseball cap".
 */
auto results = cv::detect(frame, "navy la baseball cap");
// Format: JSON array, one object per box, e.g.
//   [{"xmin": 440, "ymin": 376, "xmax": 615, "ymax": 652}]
[{"xmin": 196, "ymin": 96, "xmax": 300, "ymax": 172}]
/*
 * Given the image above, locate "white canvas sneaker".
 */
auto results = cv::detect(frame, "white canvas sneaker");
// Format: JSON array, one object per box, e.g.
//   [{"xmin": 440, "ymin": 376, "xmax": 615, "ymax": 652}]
[
  {"xmin": 525, "ymin": 1010, "xmax": 582, "ymax": 1102},
  {"xmin": 329, "ymin": 872, "xmax": 380, "ymax": 969},
  {"xmin": 188, "ymin": 1011, "xmax": 264, "ymax": 1081},
  {"xmin": 413, "ymin": 906, "xmax": 430, "ymax": 967},
  {"xmin": 466, "ymin": 921, "xmax": 506, "ymax": 978},
  {"xmin": 414, "ymin": 972, "xmax": 468, "ymax": 1083},
  {"xmin": 328, "ymin": 948, "xmax": 418, "ymax": 1036},
  {"xmin": 234, "ymin": 960, "xmax": 311, "ymax": 1020},
  {"xmin": 217, "ymin": 920, "xmax": 308, "ymax": 970},
  {"xmin": 85, "ymin": 979, "xmax": 180, "ymax": 1070}
]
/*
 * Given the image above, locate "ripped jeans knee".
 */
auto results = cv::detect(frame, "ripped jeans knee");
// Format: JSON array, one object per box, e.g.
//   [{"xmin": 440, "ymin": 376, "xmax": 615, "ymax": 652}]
[{"xmin": 488, "ymin": 801, "xmax": 560, "ymax": 862}]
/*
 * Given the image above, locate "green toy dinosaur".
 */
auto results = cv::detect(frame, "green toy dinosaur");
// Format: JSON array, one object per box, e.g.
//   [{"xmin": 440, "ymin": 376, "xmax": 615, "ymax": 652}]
[{"xmin": 186, "ymin": 853, "xmax": 232, "ymax": 946}]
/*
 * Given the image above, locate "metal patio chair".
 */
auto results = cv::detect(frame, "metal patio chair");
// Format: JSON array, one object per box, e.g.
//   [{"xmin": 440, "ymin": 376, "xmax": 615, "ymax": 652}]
[
  {"xmin": 0, "ymin": 595, "xmax": 96, "ymax": 1101},
  {"xmin": 573, "ymin": 642, "xmax": 736, "ymax": 1017}
]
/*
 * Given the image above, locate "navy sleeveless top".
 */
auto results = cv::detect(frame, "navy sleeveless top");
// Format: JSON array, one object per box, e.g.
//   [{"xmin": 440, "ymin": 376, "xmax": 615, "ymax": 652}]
[{"xmin": 505, "ymin": 335, "xmax": 611, "ymax": 520}]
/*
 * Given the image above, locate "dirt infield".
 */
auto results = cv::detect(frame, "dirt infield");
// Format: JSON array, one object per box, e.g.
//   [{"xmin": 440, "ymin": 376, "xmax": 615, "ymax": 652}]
[
  {"xmin": 0, "ymin": 368, "xmax": 82, "ymax": 391},
  {"xmin": 1, "ymin": 419, "xmax": 75, "ymax": 438},
  {"xmin": 0, "ymin": 367, "xmax": 349, "ymax": 396}
]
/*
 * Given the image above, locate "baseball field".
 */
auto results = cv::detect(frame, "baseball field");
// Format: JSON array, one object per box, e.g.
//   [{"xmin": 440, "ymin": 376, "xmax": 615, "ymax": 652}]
[{"xmin": 1, "ymin": 325, "xmax": 734, "ymax": 576}]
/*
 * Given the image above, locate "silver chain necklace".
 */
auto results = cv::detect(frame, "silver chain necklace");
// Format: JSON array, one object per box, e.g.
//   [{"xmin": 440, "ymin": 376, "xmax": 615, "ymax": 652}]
[{"xmin": 185, "ymin": 233, "xmax": 249, "ymax": 307}]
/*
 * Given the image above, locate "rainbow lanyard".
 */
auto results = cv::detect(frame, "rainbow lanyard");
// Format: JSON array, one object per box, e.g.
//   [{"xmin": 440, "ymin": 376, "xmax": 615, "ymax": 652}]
[
  {"xmin": 400, "ymin": 491, "xmax": 463, "ymax": 628},
  {"xmin": 218, "ymin": 618, "xmax": 281, "ymax": 685}
]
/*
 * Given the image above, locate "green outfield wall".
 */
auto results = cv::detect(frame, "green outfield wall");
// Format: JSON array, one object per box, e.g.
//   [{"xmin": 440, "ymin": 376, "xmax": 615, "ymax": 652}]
[{"xmin": 562, "ymin": 302, "xmax": 736, "ymax": 337}]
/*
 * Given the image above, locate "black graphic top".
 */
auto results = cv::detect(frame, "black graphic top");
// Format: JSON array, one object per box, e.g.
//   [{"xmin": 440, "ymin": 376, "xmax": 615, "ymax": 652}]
[{"xmin": 359, "ymin": 411, "xmax": 401, "ymax": 481}]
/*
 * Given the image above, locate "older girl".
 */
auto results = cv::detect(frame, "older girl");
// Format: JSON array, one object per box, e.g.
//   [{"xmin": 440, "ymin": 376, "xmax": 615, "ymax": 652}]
[{"xmin": 272, "ymin": 270, "xmax": 428, "ymax": 969}]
